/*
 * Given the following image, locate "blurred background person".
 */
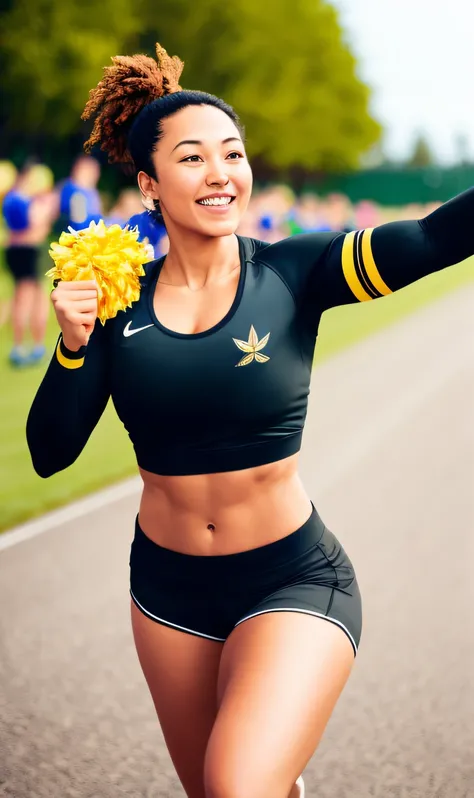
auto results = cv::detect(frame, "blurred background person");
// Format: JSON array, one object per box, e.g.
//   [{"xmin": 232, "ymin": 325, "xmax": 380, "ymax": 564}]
[
  {"xmin": 2, "ymin": 161, "xmax": 57, "ymax": 367},
  {"xmin": 107, "ymin": 188, "xmax": 170, "ymax": 259},
  {"xmin": 55, "ymin": 154, "xmax": 102, "ymax": 233},
  {"xmin": 105, "ymin": 187, "xmax": 143, "ymax": 226},
  {"xmin": 127, "ymin": 203, "xmax": 169, "ymax": 258},
  {"xmin": 0, "ymin": 159, "xmax": 18, "ymax": 328},
  {"xmin": 325, "ymin": 192, "xmax": 355, "ymax": 232},
  {"xmin": 256, "ymin": 185, "xmax": 296, "ymax": 241},
  {"xmin": 288, "ymin": 193, "xmax": 333, "ymax": 233},
  {"xmin": 238, "ymin": 185, "xmax": 296, "ymax": 241},
  {"xmin": 353, "ymin": 198, "xmax": 382, "ymax": 230}
]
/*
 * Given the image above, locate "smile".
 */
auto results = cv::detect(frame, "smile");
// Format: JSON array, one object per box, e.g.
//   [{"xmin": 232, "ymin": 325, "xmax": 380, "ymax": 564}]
[{"xmin": 196, "ymin": 196, "xmax": 236, "ymax": 206}]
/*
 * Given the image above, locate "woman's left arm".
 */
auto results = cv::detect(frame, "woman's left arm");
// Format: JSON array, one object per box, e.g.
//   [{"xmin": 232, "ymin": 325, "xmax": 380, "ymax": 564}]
[{"xmin": 317, "ymin": 187, "xmax": 474, "ymax": 309}]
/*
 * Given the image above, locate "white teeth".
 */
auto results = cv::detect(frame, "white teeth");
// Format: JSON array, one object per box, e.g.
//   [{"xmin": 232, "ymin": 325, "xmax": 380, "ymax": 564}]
[{"xmin": 198, "ymin": 197, "xmax": 233, "ymax": 206}]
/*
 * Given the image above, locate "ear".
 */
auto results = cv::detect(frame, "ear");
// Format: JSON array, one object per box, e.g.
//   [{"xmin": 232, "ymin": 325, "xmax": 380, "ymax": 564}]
[
  {"xmin": 137, "ymin": 170, "xmax": 159, "ymax": 207},
  {"xmin": 141, "ymin": 195, "xmax": 157, "ymax": 212}
]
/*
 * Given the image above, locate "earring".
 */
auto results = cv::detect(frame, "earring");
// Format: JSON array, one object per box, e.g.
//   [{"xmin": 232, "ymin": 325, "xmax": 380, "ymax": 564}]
[{"xmin": 141, "ymin": 196, "xmax": 156, "ymax": 212}]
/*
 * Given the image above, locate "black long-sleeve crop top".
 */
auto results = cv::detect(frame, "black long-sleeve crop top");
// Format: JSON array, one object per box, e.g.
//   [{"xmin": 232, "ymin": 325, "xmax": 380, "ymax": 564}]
[{"xmin": 27, "ymin": 188, "xmax": 474, "ymax": 478}]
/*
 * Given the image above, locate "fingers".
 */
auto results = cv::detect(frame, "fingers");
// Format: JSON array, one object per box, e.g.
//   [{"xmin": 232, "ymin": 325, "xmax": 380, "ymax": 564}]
[
  {"xmin": 60, "ymin": 299, "xmax": 97, "ymax": 313},
  {"xmin": 54, "ymin": 280, "xmax": 98, "ymax": 290},
  {"xmin": 53, "ymin": 304, "xmax": 97, "ymax": 324},
  {"xmin": 52, "ymin": 295, "xmax": 97, "ymax": 311},
  {"xmin": 52, "ymin": 281, "xmax": 97, "ymax": 297},
  {"xmin": 63, "ymin": 312, "xmax": 97, "ymax": 327},
  {"xmin": 52, "ymin": 289, "xmax": 98, "ymax": 303},
  {"xmin": 51, "ymin": 291, "xmax": 98, "ymax": 310}
]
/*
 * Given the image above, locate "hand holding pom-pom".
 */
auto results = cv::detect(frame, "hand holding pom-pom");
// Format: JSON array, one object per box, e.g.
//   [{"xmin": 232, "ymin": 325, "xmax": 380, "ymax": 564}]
[
  {"xmin": 46, "ymin": 220, "xmax": 149, "ymax": 330},
  {"xmin": 51, "ymin": 280, "xmax": 99, "ymax": 351}
]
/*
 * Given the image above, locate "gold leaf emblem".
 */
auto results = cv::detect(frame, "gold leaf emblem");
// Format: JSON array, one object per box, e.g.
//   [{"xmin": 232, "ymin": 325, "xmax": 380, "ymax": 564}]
[{"xmin": 233, "ymin": 325, "xmax": 271, "ymax": 367}]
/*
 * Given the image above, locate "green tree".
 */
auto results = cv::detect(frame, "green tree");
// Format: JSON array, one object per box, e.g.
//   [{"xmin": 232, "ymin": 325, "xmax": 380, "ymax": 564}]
[
  {"xmin": 0, "ymin": 0, "xmax": 142, "ymax": 137},
  {"xmin": 406, "ymin": 134, "xmax": 436, "ymax": 168},
  {"xmin": 0, "ymin": 0, "xmax": 381, "ymax": 172},
  {"xmin": 146, "ymin": 0, "xmax": 381, "ymax": 170}
]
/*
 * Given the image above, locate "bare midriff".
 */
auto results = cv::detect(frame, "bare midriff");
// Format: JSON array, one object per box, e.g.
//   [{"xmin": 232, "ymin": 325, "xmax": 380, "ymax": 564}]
[{"xmin": 138, "ymin": 452, "xmax": 312, "ymax": 555}]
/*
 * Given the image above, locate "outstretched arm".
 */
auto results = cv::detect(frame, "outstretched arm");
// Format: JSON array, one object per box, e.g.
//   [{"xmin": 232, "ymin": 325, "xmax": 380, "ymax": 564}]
[{"xmin": 317, "ymin": 187, "xmax": 474, "ymax": 309}]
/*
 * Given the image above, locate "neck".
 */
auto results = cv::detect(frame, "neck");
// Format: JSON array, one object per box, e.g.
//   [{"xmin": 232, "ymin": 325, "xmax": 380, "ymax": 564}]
[{"xmin": 162, "ymin": 226, "xmax": 240, "ymax": 290}]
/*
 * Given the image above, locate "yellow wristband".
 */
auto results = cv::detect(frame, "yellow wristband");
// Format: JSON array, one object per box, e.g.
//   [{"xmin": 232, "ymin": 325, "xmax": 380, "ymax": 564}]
[{"xmin": 56, "ymin": 339, "xmax": 85, "ymax": 370}]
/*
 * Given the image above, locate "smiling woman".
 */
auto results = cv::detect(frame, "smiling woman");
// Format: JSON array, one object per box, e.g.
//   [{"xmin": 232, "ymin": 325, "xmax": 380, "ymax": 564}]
[{"xmin": 25, "ymin": 41, "xmax": 474, "ymax": 798}]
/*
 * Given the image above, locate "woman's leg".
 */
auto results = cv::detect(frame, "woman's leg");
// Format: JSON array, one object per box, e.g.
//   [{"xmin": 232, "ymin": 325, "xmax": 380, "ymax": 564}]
[
  {"xmin": 131, "ymin": 601, "xmax": 223, "ymax": 798},
  {"xmin": 204, "ymin": 612, "xmax": 355, "ymax": 798}
]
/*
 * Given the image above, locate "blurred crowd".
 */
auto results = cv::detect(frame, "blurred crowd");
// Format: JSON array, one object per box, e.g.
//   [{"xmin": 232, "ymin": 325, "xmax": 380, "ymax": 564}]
[{"xmin": 0, "ymin": 155, "xmax": 441, "ymax": 368}]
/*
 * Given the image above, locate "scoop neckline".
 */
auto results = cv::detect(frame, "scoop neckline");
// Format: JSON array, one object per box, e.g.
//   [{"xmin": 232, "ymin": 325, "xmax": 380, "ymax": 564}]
[{"xmin": 147, "ymin": 235, "xmax": 247, "ymax": 340}]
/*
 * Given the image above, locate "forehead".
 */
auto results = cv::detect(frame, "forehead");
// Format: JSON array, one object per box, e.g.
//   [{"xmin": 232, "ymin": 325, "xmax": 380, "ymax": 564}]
[{"xmin": 160, "ymin": 105, "xmax": 240, "ymax": 147}]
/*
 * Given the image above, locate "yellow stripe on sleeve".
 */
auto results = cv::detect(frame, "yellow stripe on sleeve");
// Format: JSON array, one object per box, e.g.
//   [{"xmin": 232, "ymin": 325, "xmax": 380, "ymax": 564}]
[
  {"xmin": 56, "ymin": 340, "xmax": 85, "ymax": 370},
  {"xmin": 341, "ymin": 232, "xmax": 373, "ymax": 302},
  {"xmin": 361, "ymin": 228, "xmax": 392, "ymax": 297}
]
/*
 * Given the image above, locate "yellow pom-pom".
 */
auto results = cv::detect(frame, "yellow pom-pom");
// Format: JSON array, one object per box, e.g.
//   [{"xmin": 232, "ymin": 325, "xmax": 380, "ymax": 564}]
[{"xmin": 46, "ymin": 219, "xmax": 149, "ymax": 323}]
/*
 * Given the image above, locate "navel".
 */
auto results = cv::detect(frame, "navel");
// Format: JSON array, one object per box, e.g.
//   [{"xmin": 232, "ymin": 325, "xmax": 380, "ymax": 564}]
[{"xmin": 207, "ymin": 523, "xmax": 216, "ymax": 532}]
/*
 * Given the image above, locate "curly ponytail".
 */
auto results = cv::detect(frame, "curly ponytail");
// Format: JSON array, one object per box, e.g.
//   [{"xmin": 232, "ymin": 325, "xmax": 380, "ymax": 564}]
[{"xmin": 82, "ymin": 44, "xmax": 184, "ymax": 165}]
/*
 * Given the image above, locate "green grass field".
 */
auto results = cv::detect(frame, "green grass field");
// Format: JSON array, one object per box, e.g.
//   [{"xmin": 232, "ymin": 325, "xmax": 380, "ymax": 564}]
[{"xmin": 1, "ymin": 251, "xmax": 473, "ymax": 532}]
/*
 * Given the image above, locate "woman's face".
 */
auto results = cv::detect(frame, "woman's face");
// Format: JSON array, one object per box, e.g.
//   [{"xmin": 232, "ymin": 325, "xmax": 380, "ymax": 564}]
[{"xmin": 141, "ymin": 104, "xmax": 253, "ymax": 238}]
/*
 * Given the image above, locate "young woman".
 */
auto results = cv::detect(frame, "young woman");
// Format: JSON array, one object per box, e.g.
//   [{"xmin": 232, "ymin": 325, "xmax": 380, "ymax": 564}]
[{"xmin": 26, "ymin": 44, "xmax": 473, "ymax": 798}]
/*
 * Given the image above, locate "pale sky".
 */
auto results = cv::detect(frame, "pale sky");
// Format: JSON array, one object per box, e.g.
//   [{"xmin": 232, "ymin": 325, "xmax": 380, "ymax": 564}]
[{"xmin": 331, "ymin": 0, "xmax": 474, "ymax": 163}]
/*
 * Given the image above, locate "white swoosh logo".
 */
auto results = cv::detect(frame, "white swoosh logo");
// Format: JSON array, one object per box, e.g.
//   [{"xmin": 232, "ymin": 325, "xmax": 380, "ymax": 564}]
[{"xmin": 123, "ymin": 321, "xmax": 154, "ymax": 338}]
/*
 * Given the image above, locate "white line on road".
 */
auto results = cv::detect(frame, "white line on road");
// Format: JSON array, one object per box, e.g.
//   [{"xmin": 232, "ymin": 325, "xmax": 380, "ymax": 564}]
[{"xmin": 0, "ymin": 477, "xmax": 142, "ymax": 552}]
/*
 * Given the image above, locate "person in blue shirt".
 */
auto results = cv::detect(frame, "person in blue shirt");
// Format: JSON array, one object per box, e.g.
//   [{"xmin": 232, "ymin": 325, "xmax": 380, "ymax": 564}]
[
  {"xmin": 105, "ymin": 188, "xmax": 168, "ymax": 258},
  {"xmin": 2, "ymin": 162, "xmax": 56, "ymax": 366},
  {"xmin": 56, "ymin": 155, "xmax": 102, "ymax": 233},
  {"xmin": 127, "ymin": 208, "xmax": 168, "ymax": 257}
]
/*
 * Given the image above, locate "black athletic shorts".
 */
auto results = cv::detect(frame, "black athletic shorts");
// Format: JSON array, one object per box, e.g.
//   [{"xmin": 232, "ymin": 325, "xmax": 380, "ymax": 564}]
[
  {"xmin": 129, "ymin": 505, "xmax": 362, "ymax": 656},
  {"xmin": 5, "ymin": 246, "xmax": 40, "ymax": 283}
]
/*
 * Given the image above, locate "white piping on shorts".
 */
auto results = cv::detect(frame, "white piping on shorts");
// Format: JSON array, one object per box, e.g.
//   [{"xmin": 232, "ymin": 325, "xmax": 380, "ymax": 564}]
[
  {"xmin": 130, "ymin": 590, "xmax": 226, "ymax": 642},
  {"xmin": 131, "ymin": 590, "xmax": 358, "ymax": 656},
  {"xmin": 234, "ymin": 608, "xmax": 358, "ymax": 656}
]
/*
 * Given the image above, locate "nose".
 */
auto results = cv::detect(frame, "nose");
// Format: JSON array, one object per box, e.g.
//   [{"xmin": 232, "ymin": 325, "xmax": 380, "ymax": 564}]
[{"xmin": 205, "ymin": 167, "xmax": 230, "ymax": 188}]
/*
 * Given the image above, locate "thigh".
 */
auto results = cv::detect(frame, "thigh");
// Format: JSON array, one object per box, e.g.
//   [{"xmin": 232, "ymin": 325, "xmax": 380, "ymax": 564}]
[
  {"xmin": 131, "ymin": 601, "xmax": 223, "ymax": 798},
  {"xmin": 204, "ymin": 612, "xmax": 355, "ymax": 798}
]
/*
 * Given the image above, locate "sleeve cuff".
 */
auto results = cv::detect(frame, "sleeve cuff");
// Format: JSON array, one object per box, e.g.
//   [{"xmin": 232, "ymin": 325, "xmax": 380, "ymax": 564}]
[{"xmin": 56, "ymin": 336, "xmax": 86, "ymax": 369}]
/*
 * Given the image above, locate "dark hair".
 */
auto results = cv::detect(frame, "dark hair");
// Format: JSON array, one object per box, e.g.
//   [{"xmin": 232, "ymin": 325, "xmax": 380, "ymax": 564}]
[
  {"xmin": 128, "ymin": 91, "xmax": 244, "ymax": 179},
  {"xmin": 81, "ymin": 43, "xmax": 244, "ymax": 178}
]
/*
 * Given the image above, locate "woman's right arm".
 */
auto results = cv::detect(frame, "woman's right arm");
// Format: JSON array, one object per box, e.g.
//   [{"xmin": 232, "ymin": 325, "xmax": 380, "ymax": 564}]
[{"xmin": 26, "ymin": 281, "xmax": 111, "ymax": 478}]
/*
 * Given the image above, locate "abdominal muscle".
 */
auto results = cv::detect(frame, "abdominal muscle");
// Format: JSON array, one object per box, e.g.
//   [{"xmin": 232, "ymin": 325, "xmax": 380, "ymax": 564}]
[{"xmin": 138, "ymin": 453, "xmax": 312, "ymax": 555}]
